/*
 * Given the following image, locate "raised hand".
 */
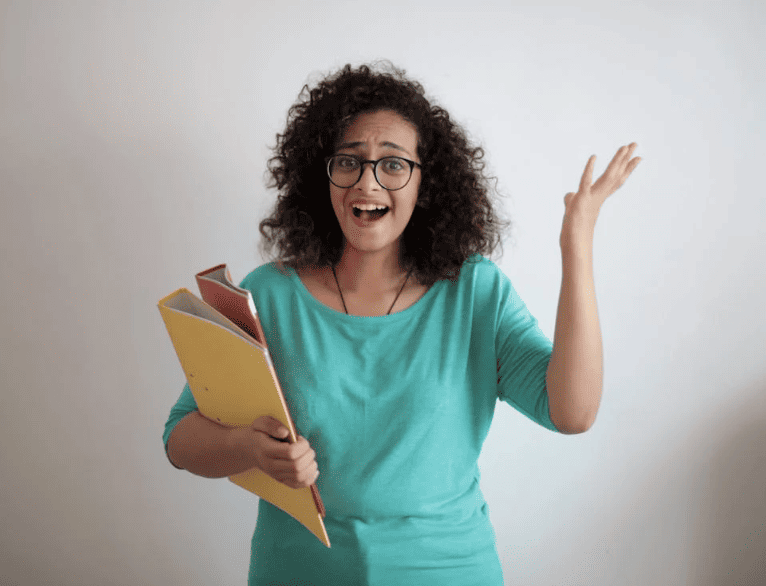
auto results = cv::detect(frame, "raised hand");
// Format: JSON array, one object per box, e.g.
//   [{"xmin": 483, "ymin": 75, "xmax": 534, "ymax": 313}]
[{"xmin": 561, "ymin": 143, "xmax": 641, "ymax": 248}]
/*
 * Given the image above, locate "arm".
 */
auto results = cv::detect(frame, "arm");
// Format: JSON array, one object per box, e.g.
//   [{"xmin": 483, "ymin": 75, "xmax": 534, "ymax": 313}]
[
  {"xmin": 546, "ymin": 144, "xmax": 641, "ymax": 433},
  {"xmin": 167, "ymin": 412, "xmax": 319, "ymax": 489}
]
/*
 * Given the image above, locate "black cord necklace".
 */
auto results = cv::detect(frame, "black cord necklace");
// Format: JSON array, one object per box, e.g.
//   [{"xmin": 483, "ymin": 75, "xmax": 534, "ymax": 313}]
[{"xmin": 331, "ymin": 265, "xmax": 412, "ymax": 316}]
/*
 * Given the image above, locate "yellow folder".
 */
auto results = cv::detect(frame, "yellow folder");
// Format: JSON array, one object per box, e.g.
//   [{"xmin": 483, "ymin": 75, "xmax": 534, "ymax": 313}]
[{"xmin": 158, "ymin": 287, "xmax": 330, "ymax": 547}]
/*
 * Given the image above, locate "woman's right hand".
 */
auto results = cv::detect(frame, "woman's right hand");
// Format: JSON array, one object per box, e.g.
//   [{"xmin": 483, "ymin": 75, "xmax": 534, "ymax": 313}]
[{"xmin": 229, "ymin": 416, "xmax": 319, "ymax": 489}]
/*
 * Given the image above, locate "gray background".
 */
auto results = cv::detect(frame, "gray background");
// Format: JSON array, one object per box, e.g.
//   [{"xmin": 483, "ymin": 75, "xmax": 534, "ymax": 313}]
[{"xmin": 2, "ymin": 1, "xmax": 764, "ymax": 584}]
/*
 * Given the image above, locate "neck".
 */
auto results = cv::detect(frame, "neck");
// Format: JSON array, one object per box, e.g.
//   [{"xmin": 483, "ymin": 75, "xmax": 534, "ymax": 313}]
[{"xmin": 333, "ymin": 243, "xmax": 407, "ymax": 293}]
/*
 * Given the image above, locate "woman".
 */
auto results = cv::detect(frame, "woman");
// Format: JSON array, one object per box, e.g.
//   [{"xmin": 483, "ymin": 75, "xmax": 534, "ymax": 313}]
[{"xmin": 163, "ymin": 63, "xmax": 640, "ymax": 585}]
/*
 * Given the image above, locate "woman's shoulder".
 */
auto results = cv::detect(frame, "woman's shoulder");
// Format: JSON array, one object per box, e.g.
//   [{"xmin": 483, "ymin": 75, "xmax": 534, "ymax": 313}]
[
  {"xmin": 453, "ymin": 254, "xmax": 521, "ymax": 315},
  {"xmin": 458, "ymin": 254, "xmax": 508, "ymax": 288},
  {"xmin": 238, "ymin": 260, "xmax": 295, "ymax": 292}
]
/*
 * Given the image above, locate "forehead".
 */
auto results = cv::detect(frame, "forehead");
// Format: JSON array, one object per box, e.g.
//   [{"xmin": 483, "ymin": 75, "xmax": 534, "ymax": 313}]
[{"xmin": 339, "ymin": 110, "xmax": 418, "ymax": 153}]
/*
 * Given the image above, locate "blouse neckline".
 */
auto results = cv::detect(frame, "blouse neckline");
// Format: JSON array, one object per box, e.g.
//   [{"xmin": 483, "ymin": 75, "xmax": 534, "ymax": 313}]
[{"xmin": 285, "ymin": 265, "xmax": 445, "ymax": 323}]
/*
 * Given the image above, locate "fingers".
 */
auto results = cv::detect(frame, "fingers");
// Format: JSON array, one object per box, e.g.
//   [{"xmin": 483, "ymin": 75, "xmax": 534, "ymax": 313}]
[
  {"xmin": 256, "ymin": 433, "xmax": 319, "ymax": 489},
  {"xmin": 245, "ymin": 416, "xmax": 320, "ymax": 488},
  {"xmin": 579, "ymin": 155, "xmax": 596, "ymax": 193},
  {"xmin": 624, "ymin": 142, "xmax": 638, "ymax": 159},
  {"xmin": 251, "ymin": 415, "xmax": 290, "ymax": 441},
  {"xmin": 598, "ymin": 146, "xmax": 624, "ymax": 185},
  {"xmin": 584, "ymin": 143, "xmax": 640, "ymax": 197},
  {"xmin": 623, "ymin": 142, "xmax": 641, "ymax": 172},
  {"xmin": 281, "ymin": 462, "xmax": 319, "ymax": 488},
  {"xmin": 615, "ymin": 143, "xmax": 641, "ymax": 187},
  {"xmin": 270, "ymin": 441, "xmax": 316, "ymax": 472},
  {"xmin": 574, "ymin": 143, "xmax": 640, "ymax": 200},
  {"xmin": 267, "ymin": 438, "xmax": 319, "ymax": 488},
  {"xmin": 266, "ymin": 435, "xmax": 314, "ymax": 461},
  {"xmin": 611, "ymin": 143, "xmax": 640, "ymax": 176}
]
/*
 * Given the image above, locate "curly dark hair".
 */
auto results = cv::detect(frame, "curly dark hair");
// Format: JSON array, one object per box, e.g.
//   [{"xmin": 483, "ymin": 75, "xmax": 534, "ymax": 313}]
[{"xmin": 259, "ymin": 62, "xmax": 508, "ymax": 285}]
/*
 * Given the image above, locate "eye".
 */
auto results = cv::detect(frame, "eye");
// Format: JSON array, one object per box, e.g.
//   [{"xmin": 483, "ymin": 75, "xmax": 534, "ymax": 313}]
[
  {"xmin": 380, "ymin": 157, "xmax": 407, "ymax": 174},
  {"xmin": 334, "ymin": 155, "xmax": 359, "ymax": 170}
]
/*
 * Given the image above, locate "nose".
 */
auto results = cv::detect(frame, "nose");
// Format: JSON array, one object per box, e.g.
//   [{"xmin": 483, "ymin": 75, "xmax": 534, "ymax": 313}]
[{"xmin": 355, "ymin": 162, "xmax": 380, "ymax": 191}]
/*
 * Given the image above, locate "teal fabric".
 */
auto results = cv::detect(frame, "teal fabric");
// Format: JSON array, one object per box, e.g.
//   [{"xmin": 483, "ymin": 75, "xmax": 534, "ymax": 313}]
[{"xmin": 163, "ymin": 255, "xmax": 558, "ymax": 585}]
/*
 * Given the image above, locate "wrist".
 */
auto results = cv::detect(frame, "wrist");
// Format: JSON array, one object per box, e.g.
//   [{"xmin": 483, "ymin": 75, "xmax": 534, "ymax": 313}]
[
  {"xmin": 560, "ymin": 207, "xmax": 597, "ymax": 248},
  {"xmin": 560, "ymin": 232, "xmax": 594, "ymax": 260},
  {"xmin": 560, "ymin": 218, "xmax": 593, "ymax": 243}
]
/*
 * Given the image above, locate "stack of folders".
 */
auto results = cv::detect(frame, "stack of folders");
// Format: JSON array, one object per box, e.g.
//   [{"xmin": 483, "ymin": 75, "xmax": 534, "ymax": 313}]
[{"xmin": 158, "ymin": 264, "xmax": 330, "ymax": 547}]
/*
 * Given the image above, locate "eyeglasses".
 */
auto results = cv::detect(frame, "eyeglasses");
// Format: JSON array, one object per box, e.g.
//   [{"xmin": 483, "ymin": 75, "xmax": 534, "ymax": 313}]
[{"xmin": 326, "ymin": 154, "xmax": 421, "ymax": 191}]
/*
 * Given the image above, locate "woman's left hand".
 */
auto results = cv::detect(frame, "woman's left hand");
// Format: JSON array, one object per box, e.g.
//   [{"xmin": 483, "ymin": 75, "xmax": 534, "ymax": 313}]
[{"xmin": 561, "ymin": 143, "xmax": 641, "ymax": 248}]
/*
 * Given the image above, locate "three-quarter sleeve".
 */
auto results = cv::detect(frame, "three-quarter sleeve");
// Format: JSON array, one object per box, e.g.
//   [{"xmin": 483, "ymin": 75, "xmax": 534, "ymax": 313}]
[
  {"xmin": 162, "ymin": 383, "xmax": 199, "ymax": 463},
  {"xmin": 494, "ymin": 272, "xmax": 558, "ymax": 432}
]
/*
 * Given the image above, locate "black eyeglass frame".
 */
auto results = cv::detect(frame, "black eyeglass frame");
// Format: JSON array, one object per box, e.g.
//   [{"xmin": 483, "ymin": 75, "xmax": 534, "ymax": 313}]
[{"xmin": 325, "ymin": 155, "xmax": 422, "ymax": 191}]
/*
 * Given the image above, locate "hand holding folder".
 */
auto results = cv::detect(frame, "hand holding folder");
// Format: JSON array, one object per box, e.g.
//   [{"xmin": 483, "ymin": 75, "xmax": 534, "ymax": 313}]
[
  {"xmin": 159, "ymin": 264, "xmax": 330, "ymax": 547},
  {"xmin": 230, "ymin": 414, "xmax": 319, "ymax": 489}
]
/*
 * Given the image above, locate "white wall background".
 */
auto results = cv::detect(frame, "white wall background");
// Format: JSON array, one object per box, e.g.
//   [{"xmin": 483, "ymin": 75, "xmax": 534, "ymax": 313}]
[{"xmin": 2, "ymin": 1, "xmax": 764, "ymax": 584}]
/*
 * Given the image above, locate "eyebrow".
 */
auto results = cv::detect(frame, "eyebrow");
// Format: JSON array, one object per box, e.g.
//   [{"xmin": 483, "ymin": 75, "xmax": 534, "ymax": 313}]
[{"xmin": 336, "ymin": 141, "xmax": 412, "ymax": 156}]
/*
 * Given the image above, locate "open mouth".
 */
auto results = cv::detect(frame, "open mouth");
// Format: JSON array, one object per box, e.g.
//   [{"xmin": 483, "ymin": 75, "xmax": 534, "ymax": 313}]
[{"xmin": 352, "ymin": 205, "xmax": 389, "ymax": 221}]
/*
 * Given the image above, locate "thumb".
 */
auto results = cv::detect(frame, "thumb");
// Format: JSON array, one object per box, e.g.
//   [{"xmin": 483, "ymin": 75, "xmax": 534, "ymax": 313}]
[{"xmin": 251, "ymin": 416, "xmax": 290, "ymax": 440}]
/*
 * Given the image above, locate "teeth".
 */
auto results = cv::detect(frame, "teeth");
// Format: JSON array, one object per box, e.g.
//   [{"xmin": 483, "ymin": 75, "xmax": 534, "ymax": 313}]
[{"xmin": 352, "ymin": 203, "xmax": 388, "ymax": 211}]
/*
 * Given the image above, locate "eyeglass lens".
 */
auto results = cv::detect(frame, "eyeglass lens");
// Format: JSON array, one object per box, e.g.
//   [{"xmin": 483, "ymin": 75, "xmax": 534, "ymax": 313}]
[{"xmin": 328, "ymin": 155, "xmax": 413, "ymax": 190}]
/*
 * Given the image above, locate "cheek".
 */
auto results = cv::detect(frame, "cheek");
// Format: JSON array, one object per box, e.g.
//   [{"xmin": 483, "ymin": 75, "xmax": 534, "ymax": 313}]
[{"xmin": 329, "ymin": 188, "xmax": 345, "ymax": 216}]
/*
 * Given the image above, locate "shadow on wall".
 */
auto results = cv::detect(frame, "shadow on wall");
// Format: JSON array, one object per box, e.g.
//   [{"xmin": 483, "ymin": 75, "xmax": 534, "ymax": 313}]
[{"xmin": 691, "ymin": 382, "xmax": 766, "ymax": 586}]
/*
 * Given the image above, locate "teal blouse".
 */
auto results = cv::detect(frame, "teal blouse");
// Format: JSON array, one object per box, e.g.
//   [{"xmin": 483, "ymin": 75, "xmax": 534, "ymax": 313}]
[{"xmin": 163, "ymin": 255, "xmax": 558, "ymax": 585}]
